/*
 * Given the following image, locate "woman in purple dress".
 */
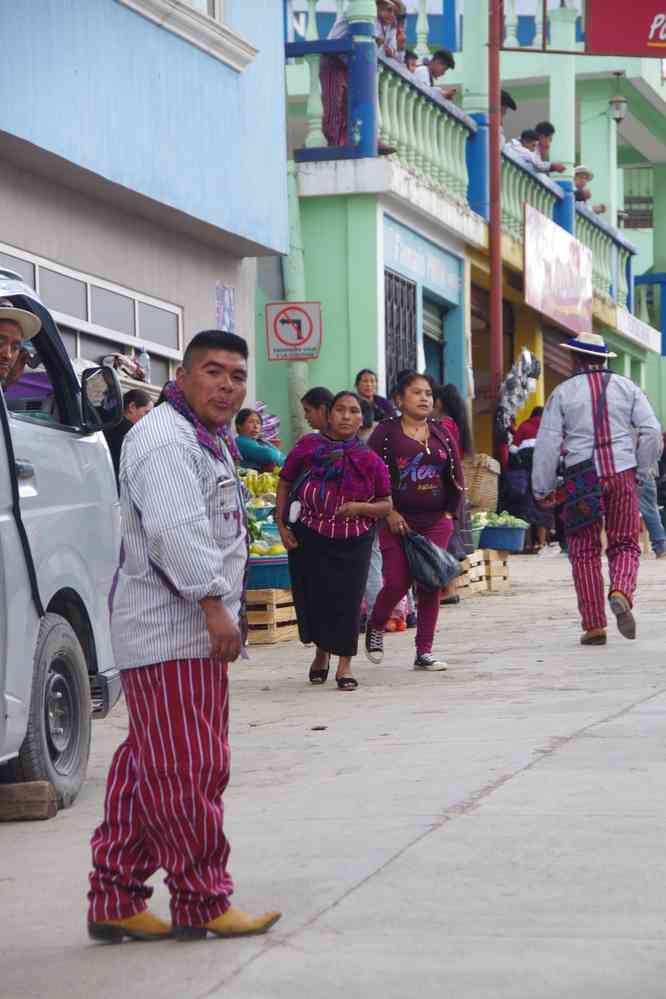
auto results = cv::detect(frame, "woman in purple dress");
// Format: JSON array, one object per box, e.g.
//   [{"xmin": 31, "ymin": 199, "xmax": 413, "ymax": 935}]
[
  {"xmin": 276, "ymin": 392, "xmax": 392, "ymax": 691},
  {"xmin": 366, "ymin": 372, "xmax": 464, "ymax": 671}
]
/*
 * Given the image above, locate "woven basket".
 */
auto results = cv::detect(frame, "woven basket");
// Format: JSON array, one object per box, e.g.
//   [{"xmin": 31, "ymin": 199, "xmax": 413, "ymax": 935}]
[{"xmin": 463, "ymin": 453, "xmax": 500, "ymax": 512}]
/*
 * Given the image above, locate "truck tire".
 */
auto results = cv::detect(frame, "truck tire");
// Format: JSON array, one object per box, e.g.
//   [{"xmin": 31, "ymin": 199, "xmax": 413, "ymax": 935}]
[{"xmin": 6, "ymin": 613, "xmax": 92, "ymax": 809}]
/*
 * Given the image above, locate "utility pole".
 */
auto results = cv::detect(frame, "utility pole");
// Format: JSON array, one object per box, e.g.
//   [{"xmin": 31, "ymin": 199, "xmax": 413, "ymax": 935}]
[{"xmin": 488, "ymin": 0, "xmax": 504, "ymax": 429}]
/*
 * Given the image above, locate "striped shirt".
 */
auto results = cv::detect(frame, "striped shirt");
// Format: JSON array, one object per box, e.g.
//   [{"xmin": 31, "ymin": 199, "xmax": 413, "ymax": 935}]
[
  {"xmin": 111, "ymin": 403, "xmax": 246, "ymax": 670},
  {"xmin": 533, "ymin": 369, "xmax": 663, "ymax": 498}
]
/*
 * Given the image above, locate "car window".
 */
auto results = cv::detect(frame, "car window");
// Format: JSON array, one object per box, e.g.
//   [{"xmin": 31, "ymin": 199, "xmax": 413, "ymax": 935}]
[{"xmin": 5, "ymin": 341, "xmax": 68, "ymax": 427}]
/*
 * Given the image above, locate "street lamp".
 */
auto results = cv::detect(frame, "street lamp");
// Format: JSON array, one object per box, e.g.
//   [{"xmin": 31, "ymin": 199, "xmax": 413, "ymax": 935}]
[
  {"xmin": 608, "ymin": 72, "xmax": 628, "ymax": 123},
  {"xmin": 608, "ymin": 93, "xmax": 628, "ymax": 122}
]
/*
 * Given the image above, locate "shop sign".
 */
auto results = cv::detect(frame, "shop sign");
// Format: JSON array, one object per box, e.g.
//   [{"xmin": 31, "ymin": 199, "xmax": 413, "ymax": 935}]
[
  {"xmin": 264, "ymin": 301, "xmax": 322, "ymax": 361},
  {"xmin": 587, "ymin": 1, "xmax": 666, "ymax": 58},
  {"xmin": 616, "ymin": 306, "xmax": 661, "ymax": 353},
  {"xmin": 524, "ymin": 205, "xmax": 593, "ymax": 336},
  {"xmin": 384, "ymin": 216, "xmax": 461, "ymax": 305}
]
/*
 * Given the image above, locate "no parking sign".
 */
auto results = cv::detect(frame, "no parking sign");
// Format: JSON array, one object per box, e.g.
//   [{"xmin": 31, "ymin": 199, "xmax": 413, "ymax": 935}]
[{"xmin": 265, "ymin": 301, "xmax": 322, "ymax": 361}]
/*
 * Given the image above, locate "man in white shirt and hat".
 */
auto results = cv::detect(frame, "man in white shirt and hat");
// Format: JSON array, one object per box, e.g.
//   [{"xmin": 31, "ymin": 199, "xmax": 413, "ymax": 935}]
[
  {"xmin": 533, "ymin": 331, "xmax": 662, "ymax": 646},
  {"xmin": 0, "ymin": 298, "xmax": 41, "ymax": 390}
]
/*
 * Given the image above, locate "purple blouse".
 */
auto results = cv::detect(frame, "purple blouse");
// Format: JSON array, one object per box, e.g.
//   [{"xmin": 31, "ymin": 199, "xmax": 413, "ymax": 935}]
[{"xmin": 280, "ymin": 433, "xmax": 391, "ymax": 540}]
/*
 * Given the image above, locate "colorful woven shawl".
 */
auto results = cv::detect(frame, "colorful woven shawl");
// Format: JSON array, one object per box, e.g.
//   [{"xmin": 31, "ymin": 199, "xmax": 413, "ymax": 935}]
[{"xmin": 162, "ymin": 380, "xmax": 241, "ymax": 463}]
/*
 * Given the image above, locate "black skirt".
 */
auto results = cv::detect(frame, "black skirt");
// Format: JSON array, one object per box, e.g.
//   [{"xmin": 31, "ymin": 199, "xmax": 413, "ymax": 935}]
[{"xmin": 288, "ymin": 522, "xmax": 375, "ymax": 657}]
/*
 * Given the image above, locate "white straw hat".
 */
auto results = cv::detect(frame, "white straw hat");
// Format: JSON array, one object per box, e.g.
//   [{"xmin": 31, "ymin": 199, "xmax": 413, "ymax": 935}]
[
  {"xmin": 574, "ymin": 165, "xmax": 594, "ymax": 179},
  {"xmin": 0, "ymin": 298, "xmax": 41, "ymax": 340},
  {"xmin": 560, "ymin": 331, "xmax": 617, "ymax": 359}
]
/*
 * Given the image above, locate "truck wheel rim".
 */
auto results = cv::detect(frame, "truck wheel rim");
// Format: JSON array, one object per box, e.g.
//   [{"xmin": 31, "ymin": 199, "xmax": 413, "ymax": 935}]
[{"xmin": 45, "ymin": 657, "xmax": 80, "ymax": 774}]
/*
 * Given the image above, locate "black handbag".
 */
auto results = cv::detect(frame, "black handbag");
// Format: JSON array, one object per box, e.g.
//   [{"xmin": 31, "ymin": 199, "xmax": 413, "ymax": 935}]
[
  {"xmin": 402, "ymin": 531, "xmax": 462, "ymax": 591},
  {"xmin": 559, "ymin": 372, "xmax": 611, "ymax": 537}
]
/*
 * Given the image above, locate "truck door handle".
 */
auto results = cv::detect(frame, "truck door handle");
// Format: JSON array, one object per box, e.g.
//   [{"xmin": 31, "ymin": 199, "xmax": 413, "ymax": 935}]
[{"xmin": 15, "ymin": 460, "xmax": 35, "ymax": 480}]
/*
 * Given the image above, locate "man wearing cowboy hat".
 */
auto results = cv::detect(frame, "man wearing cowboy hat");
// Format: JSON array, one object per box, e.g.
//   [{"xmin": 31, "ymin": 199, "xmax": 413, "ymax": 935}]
[
  {"xmin": 533, "ymin": 332, "xmax": 662, "ymax": 646},
  {"xmin": 0, "ymin": 299, "xmax": 41, "ymax": 389},
  {"xmin": 574, "ymin": 166, "xmax": 607, "ymax": 215}
]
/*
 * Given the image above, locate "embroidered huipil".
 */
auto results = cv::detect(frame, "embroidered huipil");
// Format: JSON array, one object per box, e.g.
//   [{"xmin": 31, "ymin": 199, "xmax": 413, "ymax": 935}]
[
  {"xmin": 111, "ymin": 403, "xmax": 247, "ymax": 670},
  {"xmin": 280, "ymin": 433, "xmax": 390, "ymax": 540},
  {"xmin": 532, "ymin": 369, "xmax": 663, "ymax": 498}
]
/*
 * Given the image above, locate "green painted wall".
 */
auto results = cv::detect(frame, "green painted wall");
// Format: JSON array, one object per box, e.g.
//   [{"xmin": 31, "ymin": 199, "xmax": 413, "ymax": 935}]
[{"xmin": 255, "ymin": 193, "xmax": 379, "ymax": 449}]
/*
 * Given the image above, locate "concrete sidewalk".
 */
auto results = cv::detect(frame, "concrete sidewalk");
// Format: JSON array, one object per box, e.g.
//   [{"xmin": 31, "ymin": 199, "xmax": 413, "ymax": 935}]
[{"xmin": 2, "ymin": 549, "xmax": 666, "ymax": 998}]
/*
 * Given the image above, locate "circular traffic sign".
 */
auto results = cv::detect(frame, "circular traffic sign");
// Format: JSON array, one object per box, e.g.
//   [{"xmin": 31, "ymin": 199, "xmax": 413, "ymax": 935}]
[{"xmin": 273, "ymin": 305, "xmax": 314, "ymax": 348}]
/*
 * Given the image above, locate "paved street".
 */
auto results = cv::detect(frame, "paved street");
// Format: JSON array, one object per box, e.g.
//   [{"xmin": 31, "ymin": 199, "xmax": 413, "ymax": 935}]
[{"xmin": 3, "ymin": 550, "xmax": 666, "ymax": 999}]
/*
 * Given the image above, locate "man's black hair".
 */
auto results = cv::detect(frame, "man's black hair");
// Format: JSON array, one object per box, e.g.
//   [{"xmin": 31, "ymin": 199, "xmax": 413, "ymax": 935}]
[
  {"xmin": 404, "ymin": 49, "xmax": 418, "ymax": 64},
  {"xmin": 182, "ymin": 330, "xmax": 248, "ymax": 369},
  {"xmin": 123, "ymin": 388, "xmax": 152, "ymax": 411},
  {"xmin": 501, "ymin": 89, "xmax": 517, "ymax": 111},
  {"xmin": 535, "ymin": 121, "xmax": 555, "ymax": 137},
  {"xmin": 432, "ymin": 48, "xmax": 455, "ymax": 70},
  {"xmin": 301, "ymin": 386, "xmax": 334, "ymax": 409},
  {"xmin": 530, "ymin": 406, "xmax": 544, "ymax": 418},
  {"xmin": 520, "ymin": 128, "xmax": 539, "ymax": 143}
]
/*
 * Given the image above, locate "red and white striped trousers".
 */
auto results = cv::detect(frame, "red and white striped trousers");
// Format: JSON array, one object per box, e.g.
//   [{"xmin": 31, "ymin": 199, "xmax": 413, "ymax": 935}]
[
  {"xmin": 568, "ymin": 469, "xmax": 640, "ymax": 632},
  {"xmin": 88, "ymin": 658, "xmax": 233, "ymax": 928}
]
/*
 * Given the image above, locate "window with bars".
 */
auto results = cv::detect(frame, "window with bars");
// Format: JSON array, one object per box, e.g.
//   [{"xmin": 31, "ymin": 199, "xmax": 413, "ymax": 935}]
[{"xmin": 384, "ymin": 269, "xmax": 417, "ymax": 394}]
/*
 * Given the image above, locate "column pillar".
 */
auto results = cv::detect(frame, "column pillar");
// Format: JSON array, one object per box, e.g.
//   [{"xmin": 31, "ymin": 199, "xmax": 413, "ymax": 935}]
[
  {"xmin": 347, "ymin": 0, "xmax": 378, "ymax": 156},
  {"xmin": 653, "ymin": 165, "xmax": 666, "ymax": 272},
  {"xmin": 462, "ymin": 0, "xmax": 489, "ymax": 220},
  {"xmin": 548, "ymin": 5, "xmax": 577, "ymax": 181},
  {"xmin": 282, "ymin": 163, "xmax": 309, "ymax": 440},
  {"xmin": 579, "ymin": 93, "xmax": 618, "ymax": 225}
]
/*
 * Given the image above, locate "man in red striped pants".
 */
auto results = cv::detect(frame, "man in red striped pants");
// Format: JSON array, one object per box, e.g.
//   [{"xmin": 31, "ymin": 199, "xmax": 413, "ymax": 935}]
[
  {"xmin": 87, "ymin": 331, "xmax": 281, "ymax": 943},
  {"xmin": 533, "ymin": 332, "xmax": 662, "ymax": 646}
]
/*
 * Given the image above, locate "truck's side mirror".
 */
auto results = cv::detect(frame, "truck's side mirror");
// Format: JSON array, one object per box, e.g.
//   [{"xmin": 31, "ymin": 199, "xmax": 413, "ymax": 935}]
[{"xmin": 81, "ymin": 366, "xmax": 123, "ymax": 433}]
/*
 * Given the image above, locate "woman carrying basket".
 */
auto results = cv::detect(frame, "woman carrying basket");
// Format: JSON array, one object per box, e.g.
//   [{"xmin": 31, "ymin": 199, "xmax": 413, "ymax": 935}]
[{"xmin": 365, "ymin": 372, "xmax": 464, "ymax": 671}]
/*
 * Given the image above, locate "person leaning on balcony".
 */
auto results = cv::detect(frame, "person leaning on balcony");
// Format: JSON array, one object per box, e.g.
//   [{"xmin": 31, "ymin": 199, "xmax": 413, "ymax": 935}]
[
  {"xmin": 414, "ymin": 48, "xmax": 457, "ymax": 101},
  {"xmin": 532, "ymin": 331, "xmax": 662, "ymax": 647},
  {"xmin": 499, "ymin": 89, "xmax": 517, "ymax": 146},
  {"xmin": 319, "ymin": 0, "xmax": 398, "ymax": 151},
  {"xmin": 532, "ymin": 121, "xmax": 566, "ymax": 175},
  {"xmin": 506, "ymin": 128, "xmax": 540, "ymax": 166},
  {"xmin": 574, "ymin": 166, "xmax": 607, "ymax": 215},
  {"xmin": 404, "ymin": 49, "xmax": 418, "ymax": 74}
]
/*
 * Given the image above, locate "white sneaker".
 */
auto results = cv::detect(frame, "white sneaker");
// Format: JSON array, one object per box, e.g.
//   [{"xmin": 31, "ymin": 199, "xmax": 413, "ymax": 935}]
[{"xmin": 413, "ymin": 653, "xmax": 448, "ymax": 671}]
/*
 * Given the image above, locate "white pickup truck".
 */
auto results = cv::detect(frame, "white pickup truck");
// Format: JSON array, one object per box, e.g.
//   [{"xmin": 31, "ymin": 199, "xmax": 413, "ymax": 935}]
[{"xmin": 0, "ymin": 273, "xmax": 123, "ymax": 808}]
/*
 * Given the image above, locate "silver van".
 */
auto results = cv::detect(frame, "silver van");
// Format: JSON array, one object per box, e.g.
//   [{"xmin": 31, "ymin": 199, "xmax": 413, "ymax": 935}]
[{"xmin": 0, "ymin": 274, "xmax": 122, "ymax": 808}]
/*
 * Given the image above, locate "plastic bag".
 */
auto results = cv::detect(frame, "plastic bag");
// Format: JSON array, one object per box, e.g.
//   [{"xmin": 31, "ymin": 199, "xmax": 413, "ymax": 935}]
[{"xmin": 402, "ymin": 532, "xmax": 462, "ymax": 591}]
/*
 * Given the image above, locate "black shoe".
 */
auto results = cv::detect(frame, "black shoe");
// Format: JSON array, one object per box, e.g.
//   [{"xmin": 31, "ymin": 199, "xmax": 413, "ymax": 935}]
[
  {"xmin": 405, "ymin": 612, "xmax": 417, "ymax": 629},
  {"xmin": 365, "ymin": 627, "xmax": 384, "ymax": 664}
]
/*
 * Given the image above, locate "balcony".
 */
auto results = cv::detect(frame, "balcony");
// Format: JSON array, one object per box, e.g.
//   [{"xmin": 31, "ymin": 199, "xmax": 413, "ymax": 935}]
[{"xmin": 284, "ymin": 4, "xmax": 641, "ymax": 317}]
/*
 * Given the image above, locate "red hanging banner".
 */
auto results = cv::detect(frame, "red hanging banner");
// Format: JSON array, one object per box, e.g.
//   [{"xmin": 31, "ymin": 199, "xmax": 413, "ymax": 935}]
[{"xmin": 587, "ymin": 1, "xmax": 666, "ymax": 58}]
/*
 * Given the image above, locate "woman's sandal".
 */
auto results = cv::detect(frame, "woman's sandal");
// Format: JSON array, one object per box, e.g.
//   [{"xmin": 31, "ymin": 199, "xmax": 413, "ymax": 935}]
[
  {"xmin": 336, "ymin": 676, "xmax": 358, "ymax": 691},
  {"xmin": 309, "ymin": 657, "xmax": 330, "ymax": 684}
]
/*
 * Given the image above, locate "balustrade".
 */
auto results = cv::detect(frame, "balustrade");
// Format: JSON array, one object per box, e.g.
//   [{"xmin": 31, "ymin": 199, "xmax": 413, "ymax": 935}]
[
  {"xmin": 500, "ymin": 148, "xmax": 562, "ymax": 240},
  {"xmin": 575, "ymin": 204, "xmax": 635, "ymax": 307},
  {"xmin": 377, "ymin": 56, "xmax": 475, "ymax": 202}
]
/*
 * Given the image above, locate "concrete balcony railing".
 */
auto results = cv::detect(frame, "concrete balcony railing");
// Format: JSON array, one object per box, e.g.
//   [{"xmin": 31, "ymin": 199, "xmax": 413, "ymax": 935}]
[
  {"xmin": 377, "ymin": 55, "xmax": 476, "ymax": 203},
  {"xmin": 501, "ymin": 147, "xmax": 563, "ymax": 240},
  {"xmin": 575, "ymin": 204, "xmax": 636, "ymax": 308}
]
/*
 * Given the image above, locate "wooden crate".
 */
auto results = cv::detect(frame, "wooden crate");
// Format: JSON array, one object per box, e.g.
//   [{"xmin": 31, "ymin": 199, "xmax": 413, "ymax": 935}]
[
  {"xmin": 453, "ymin": 551, "xmax": 485, "ymax": 600},
  {"xmin": 481, "ymin": 550, "xmax": 511, "ymax": 592},
  {"xmin": 247, "ymin": 588, "xmax": 299, "ymax": 645}
]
